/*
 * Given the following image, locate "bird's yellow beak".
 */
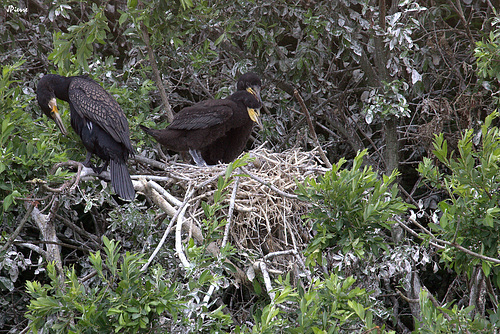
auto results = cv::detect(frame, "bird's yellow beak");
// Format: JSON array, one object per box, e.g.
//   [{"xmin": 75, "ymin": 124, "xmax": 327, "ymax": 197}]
[
  {"xmin": 247, "ymin": 107, "xmax": 263, "ymax": 130},
  {"xmin": 246, "ymin": 86, "xmax": 262, "ymax": 103},
  {"xmin": 49, "ymin": 98, "xmax": 68, "ymax": 136}
]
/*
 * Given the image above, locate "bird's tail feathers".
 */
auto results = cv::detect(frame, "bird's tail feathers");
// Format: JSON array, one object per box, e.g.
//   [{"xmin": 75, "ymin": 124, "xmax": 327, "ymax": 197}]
[{"xmin": 110, "ymin": 159, "xmax": 135, "ymax": 201}]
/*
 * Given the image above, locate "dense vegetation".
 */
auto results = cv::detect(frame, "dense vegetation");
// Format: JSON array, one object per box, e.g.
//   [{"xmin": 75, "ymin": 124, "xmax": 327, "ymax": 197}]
[{"xmin": 1, "ymin": 0, "xmax": 500, "ymax": 332}]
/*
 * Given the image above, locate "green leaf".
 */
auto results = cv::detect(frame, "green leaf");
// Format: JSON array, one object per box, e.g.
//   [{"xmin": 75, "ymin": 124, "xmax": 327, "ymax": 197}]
[
  {"xmin": 119, "ymin": 12, "xmax": 128, "ymax": 26},
  {"xmin": 482, "ymin": 261, "xmax": 491, "ymax": 277},
  {"xmin": 0, "ymin": 276, "xmax": 14, "ymax": 291},
  {"xmin": 3, "ymin": 192, "xmax": 15, "ymax": 211},
  {"xmin": 127, "ymin": 0, "xmax": 138, "ymax": 9}
]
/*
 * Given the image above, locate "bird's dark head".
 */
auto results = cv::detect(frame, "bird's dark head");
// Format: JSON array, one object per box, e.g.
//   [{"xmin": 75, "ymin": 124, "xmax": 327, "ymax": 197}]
[
  {"xmin": 232, "ymin": 73, "xmax": 263, "ymax": 130},
  {"xmin": 237, "ymin": 72, "xmax": 262, "ymax": 104},
  {"xmin": 36, "ymin": 75, "xmax": 68, "ymax": 136}
]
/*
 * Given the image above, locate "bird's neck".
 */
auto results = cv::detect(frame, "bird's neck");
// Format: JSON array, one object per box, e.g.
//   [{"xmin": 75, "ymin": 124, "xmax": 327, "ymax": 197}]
[{"xmin": 50, "ymin": 75, "xmax": 73, "ymax": 102}]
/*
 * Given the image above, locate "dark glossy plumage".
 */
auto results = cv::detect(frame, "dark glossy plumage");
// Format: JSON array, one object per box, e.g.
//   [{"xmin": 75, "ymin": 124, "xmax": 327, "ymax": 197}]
[
  {"xmin": 36, "ymin": 74, "xmax": 135, "ymax": 200},
  {"xmin": 140, "ymin": 72, "xmax": 262, "ymax": 166}
]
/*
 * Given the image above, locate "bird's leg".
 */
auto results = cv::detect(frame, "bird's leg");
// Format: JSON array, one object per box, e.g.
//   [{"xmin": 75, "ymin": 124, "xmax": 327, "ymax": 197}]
[
  {"xmin": 83, "ymin": 151, "xmax": 94, "ymax": 168},
  {"xmin": 83, "ymin": 151, "xmax": 108, "ymax": 174},
  {"xmin": 189, "ymin": 149, "xmax": 208, "ymax": 167}
]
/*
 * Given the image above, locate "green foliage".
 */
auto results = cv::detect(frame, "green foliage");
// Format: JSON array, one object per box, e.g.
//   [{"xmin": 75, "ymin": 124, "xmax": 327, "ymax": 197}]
[
  {"xmin": 362, "ymin": 79, "xmax": 411, "ymax": 123},
  {"xmin": 246, "ymin": 273, "xmax": 391, "ymax": 334},
  {"xmin": 418, "ymin": 111, "xmax": 500, "ymax": 281},
  {"xmin": 0, "ymin": 60, "xmax": 71, "ymax": 213},
  {"xmin": 25, "ymin": 236, "xmax": 184, "ymax": 333},
  {"xmin": 475, "ymin": 12, "xmax": 500, "ymax": 105},
  {"xmin": 297, "ymin": 150, "xmax": 412, "ymax": 263},
  {"xmin": 415, "ymin": 290, "xmax": 494, "ymax": 333},
  {"xmin": 475, "ymin": 13, "xmax": 500, "ymax": 81},
  {"xmin": 50, "ymin": 3, "xmax": 110, "ymax": 73}
]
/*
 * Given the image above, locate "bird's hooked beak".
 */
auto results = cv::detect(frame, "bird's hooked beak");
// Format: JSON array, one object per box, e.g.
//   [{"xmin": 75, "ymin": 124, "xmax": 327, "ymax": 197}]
[
  {"xmin": 246, "ymin": 86, "xmax": 262, "ymax": 103},
  {"xmin": 48, "ymin": 98, "xmax": 68, "ymax": 136},
  {"xmin": 247, "ymin": 107, "xmax": 263, "ymax": 130},
  {"xmin": 246, "ymin": 85, "xmax": 263, "ymax": 130}
]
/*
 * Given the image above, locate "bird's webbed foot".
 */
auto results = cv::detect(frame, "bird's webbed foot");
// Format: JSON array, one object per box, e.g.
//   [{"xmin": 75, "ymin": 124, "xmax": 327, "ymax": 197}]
[
  {"xmin": 93, "ymin": 161, "xmax": 109, "ymax": 174},
  {"xmin": 189, "ymin": 149, "xmax": 208, "ymax": 167}
]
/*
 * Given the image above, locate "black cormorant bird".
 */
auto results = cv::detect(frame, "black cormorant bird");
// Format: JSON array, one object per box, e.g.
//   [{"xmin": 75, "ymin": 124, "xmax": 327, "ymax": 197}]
[
  {"xmin": 140, "ymin": 72, "xmax": 262, "ymax": 166},
  {"xmin": 36, "ymin": 74, "xmax": 135, "ymax": 200}
]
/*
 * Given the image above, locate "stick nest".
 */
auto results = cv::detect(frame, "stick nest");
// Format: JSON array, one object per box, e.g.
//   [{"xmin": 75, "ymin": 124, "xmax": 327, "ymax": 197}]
[{"xmin": 142, "ymin": 146, "xmax": 327, "ymax": 274}]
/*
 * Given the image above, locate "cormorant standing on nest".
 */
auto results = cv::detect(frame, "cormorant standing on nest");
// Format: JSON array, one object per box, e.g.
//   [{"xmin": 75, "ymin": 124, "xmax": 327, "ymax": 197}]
[
  {"xmin": 140, "ymin": 72, "xmax": 262, "ymax": 166},
  {"xmin": 36, "ymin": 74, "xmax": 135, "ymax": 200}
]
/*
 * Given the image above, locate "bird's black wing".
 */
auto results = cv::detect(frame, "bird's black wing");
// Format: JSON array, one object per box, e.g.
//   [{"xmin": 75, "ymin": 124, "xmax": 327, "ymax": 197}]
[
  {"xmin": 68, "ymin": 77, "xmax": 132, "ymax": 151},
  {"xmin": 168, "ymin": 99, "xmax": 235, "ymax": 130}
]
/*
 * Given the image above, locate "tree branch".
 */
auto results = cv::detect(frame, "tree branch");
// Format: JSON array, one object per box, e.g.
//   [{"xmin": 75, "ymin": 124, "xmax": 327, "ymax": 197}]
[
  {"xmin": 294, "ymin": 89, "xmax": 332, "ymax": 168},
  {"xmin": 139, "ymin": 21, "xmax": 174, "ymax": 122}
]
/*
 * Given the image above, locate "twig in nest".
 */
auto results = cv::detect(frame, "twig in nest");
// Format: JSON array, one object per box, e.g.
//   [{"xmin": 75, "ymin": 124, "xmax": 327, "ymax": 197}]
[
  {"xmin": 130, "ymin": 175, "xmax": 171, "ymax": 182},
  {"xmin": 141, "ymin": 189, "xmax": 193, "ymax": 272},
  {"xmin": 136, "ymin": 178, "xmax": 176, "ymax": 217},
  {"xmin": 222, "ymin": 176, "xmax": 239, "ymax": 248},
  {"xmin": 240, "ymin": 167, "xmax": 298, "ymax": 199},
  {"xmin": 293, "ymin": 89, "xmax": 332, "ymax": 168},
  {"xmin": 176, "ymin": 186, "xmax": 194, "ymax": 269},
  {"xmin": 198, "ymin": 174, "xmax": 243, "ymax": 315},
  {"xmin": 36, "ymin": 160, "xmax": 98, "ymax": 194},
  {"xmin": 133, "ymin": 155, "xmax": 167, "ymax": 170},
  {"xmin": 147, "ymin": 180, "xmax": 183, "ymax": 206},
  {"xmin": 254, "ymin": 261, "xmax": 275, "ymax": 300}
]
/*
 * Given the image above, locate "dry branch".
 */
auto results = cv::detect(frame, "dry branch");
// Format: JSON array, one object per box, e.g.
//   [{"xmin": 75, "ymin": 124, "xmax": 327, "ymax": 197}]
[
  {"xmin": 0, "ymin": 203, "xmax": 34, "ymax": 253},
  {"xmin": 139, "ymin": 21, "xmax": 173, "ymax": 122},
  {"xmin": 31, "ymin": 198, "xmax": 63, "ymax": 276},
  {"xmin": 294, "ymin": 89, "xmax": 332, "ymax": 168}
]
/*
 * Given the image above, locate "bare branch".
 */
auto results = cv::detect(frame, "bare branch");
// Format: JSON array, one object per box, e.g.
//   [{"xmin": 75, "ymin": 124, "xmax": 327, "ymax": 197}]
[
  {"xmin": 0, "ymin": 202, "xmax": 34, "ymax": 253},
  {"xmin": 293, "ymin": 89, "xmax": 332, "ymax": 168},
  {"xmin": 139, "ymin": 22, "xmax": 173, "ymax": 122}
]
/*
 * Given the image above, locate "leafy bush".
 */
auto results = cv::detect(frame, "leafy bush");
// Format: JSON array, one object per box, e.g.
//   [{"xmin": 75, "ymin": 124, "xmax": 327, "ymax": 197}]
[
  {"xmin": 416, "ymin": 290, "xmax": 494, "ymax": 333},
  {"xmin": 297, "ymin": 150, "xmax": 412, "ymax": 262},
  {"xmin": 25, "ymin": 237, "xmax": 184, "ymax": 333},
  {"xmin": 418, "ymin": 111, "xmax": 500, "ymax": 283},
  {"xmin": 0, "ymin": 60, "xmax": 73, "ymax": 213},
  {"xmin": 242, "ymin": 273, "xmax": 390, "ymax": 334}
]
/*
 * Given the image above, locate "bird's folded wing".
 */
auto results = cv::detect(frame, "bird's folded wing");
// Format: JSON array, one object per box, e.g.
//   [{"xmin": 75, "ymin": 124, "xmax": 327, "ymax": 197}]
[
  {"xmin": 69, "ymin": 78, "xmax": 131, "ymax": 147},
  {"xmin": 168, "ymin": 100, "xmax": 235, "ymax": 130}
]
